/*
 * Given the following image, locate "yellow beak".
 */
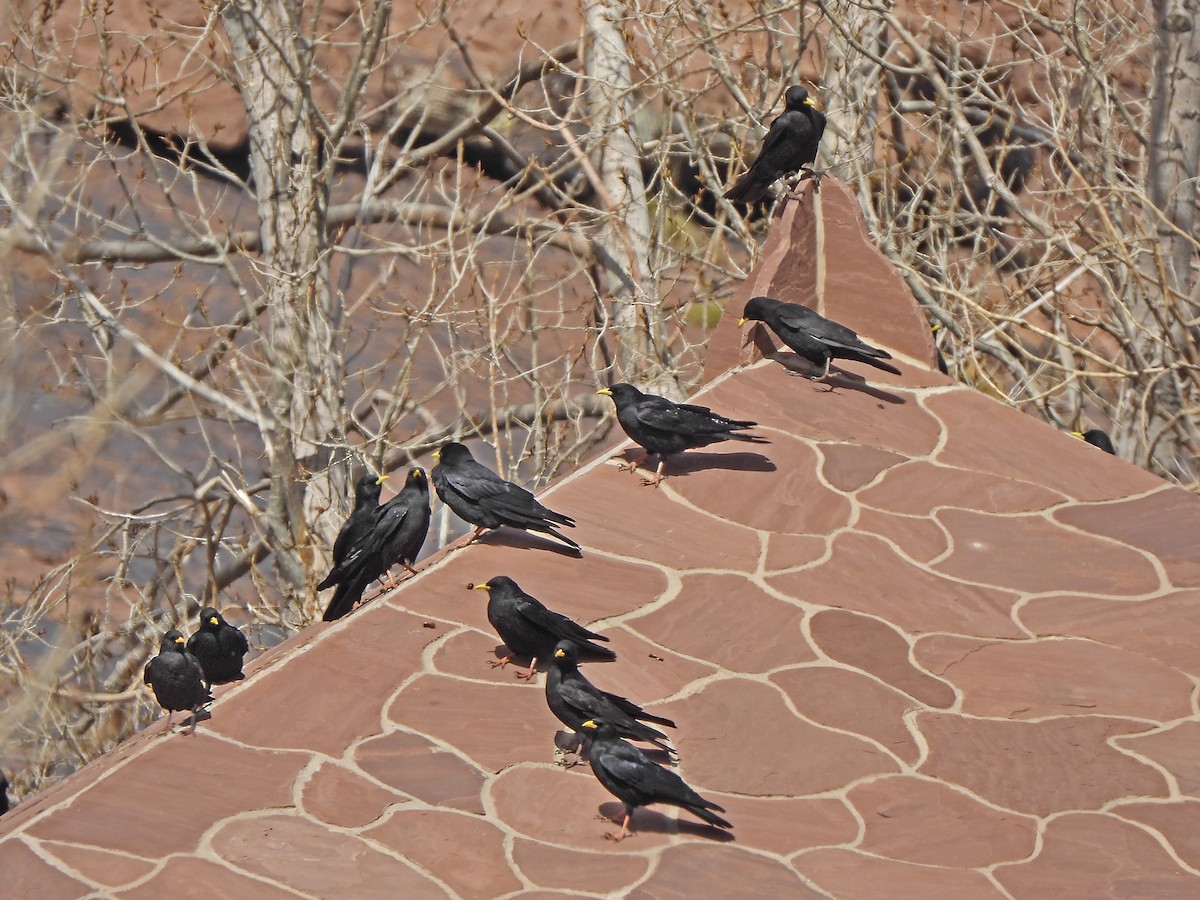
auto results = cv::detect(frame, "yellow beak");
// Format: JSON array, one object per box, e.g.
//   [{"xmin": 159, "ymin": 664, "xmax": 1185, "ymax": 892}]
[
  {"xmin": 737, "ymin": 317, "xmax": 748, "ymax": 328},
  {"xmin": 581, "ymin": 719, "xmax": 598, "ymax": 730},
  {"xmin": 554, "ymin": 648, "xmax": 565, "ymax": 658},
  {"xmin": 596, "ymin": 388, "xmax": 612, "ymax": 397},
  {"xmin": 375, "ymin": 473, "xmax": 389, "ymax": 485},
  {"xmin": 174, "ymin": 635, "xmax": 185, "ymax": 645},
  {"xmin": 432, "ymin": 450, "xmax": 441, "ymax": 462},
  {"xmin": 472, "ymin": 582, "xmax": 491, "ymax": 591},
  {"xmin": 209, "ymin": 616, "xmax": 219, "ymax": 626}
]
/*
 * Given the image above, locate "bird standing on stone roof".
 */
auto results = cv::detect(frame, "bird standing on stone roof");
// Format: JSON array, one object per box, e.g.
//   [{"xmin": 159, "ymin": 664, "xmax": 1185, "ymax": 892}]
[
  {"xmin": 597, "ymin": 383, "xmax": 768, "ymax": 487},
  {"xmin": 1071, "ymin": 429, "xmax": 1116, "ymax": 455},
  {"xmin": 739, "ymin": 295, "xmax": 901, "ymax": 380},
  {"xmin": 432, "ymin": 442, "xmax": 580, "ymax": 551},
  {"xmin": 317, "ymin": 472, "xmax": 387, "ymax": 592},
  {"xmin": 471, "ymin": 577, "xmax": 615, "ymax": 680},
  {"xmin": 322, "ymin": 467, "xmax": 432, "ymax": 622},
  {"xmin": 725, "ymin": 85, "xmax": 826, "ymax": 205},
  {"xmin": 187, "ymin": 607, "xmax": 249, "ymax": 687},
  {"xmin": 144, "ymin": 630, "xmax": 212, "ymax": 734},
  {"xmin": 545, "ymin": 640, "xmax": 675, "ymax": 756},
  {"xmin": 581, "ymin": 717, "xmax": 731, "ymax": 842}
]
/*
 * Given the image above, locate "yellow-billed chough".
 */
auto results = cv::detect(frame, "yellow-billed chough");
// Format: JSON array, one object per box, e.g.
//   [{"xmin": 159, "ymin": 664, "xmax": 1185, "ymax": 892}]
[
  {"xmin": 1071, "ymin": 429, "xmax": 1116, "ymax": 455},
  {"xmin": 597, "ymin": 383, "xmax": 767, "ymax": 487},
  {"xmin": 0, "ymin": 770, "xmax": 8, "ymax": 815},
  {"xmin": 144, "ymin": 630, "xmax": 212, "ymax": 734},
  {"xmin": 317, "ymin": 473, "xmax": 386, "ymax": 591},
  {"xmin": 725, "ymin": 85, "xmax": 826, "ymax": 205},
  {"xmin": 546, "ymin": 639, "xmax": 675, "ymax": 754},
  {"xmin": 322, "ymin": 467, "xmax": 432, "ymax": 621},
  {"xmin": 472, "ymin": 577, "xmax": 615, "ymax": 680},
  {"xmin": 739, "ymin": 295, "xmax": 900, "ymax": 379},
  {"xmin": 432, "ymin": 442, "xmax": 579, "ymax": 551},
  {"xmin": 187, "ymin": 607, "xmax": 249, "ymax": 687},
  {"xmin": 581, "ymin": 717, "xmax": 732, "ymax": 841}
]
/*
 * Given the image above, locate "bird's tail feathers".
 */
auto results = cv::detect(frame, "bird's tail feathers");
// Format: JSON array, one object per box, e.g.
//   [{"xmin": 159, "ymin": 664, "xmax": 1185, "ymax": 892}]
[{"xmin": 689, "ymin": 804, "xmax": 733, "ymax": 829}]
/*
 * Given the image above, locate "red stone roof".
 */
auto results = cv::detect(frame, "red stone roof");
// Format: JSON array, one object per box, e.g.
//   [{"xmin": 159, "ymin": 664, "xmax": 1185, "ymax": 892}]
[{"xmin": 3, "ymin": 181, "xmax": 1199, "ymax": 897}]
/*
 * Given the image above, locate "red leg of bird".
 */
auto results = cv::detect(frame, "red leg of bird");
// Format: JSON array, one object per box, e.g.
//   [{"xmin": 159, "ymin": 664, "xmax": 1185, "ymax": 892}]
[
  {"xmin": 604, "ymin": 813, "xmax": 634, "ymax": 842},
  {"xmin": 617, "ymin": 451, "xmax": 650, "ymax": 473},
  {"xmin": 640, "ymin": 458, "xmax": 666, "ymax": 488},
  {"xmin": 402, "ymin": 563, "xmax": 419, "ymax": 576},
  {"xmin": 514, "ymin": 657, "xmax": 539, "ymax": 681},
  {"xmin": 488, "ymin": 654, "xmax": 513, "ymax": 670},
  {"xmin": 187, "ymin": 705, "xmax": 200, "ymax": 735}
]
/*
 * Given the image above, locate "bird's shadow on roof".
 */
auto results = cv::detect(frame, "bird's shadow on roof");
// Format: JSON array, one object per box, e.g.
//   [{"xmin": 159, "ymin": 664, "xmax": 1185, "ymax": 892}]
[
  {"xmin": 597, "ymin": 801, "xmax": 736, "ymax": 843},
  {"xmin": 768, "ymin": 351, "xmax": 906, "ymax": 405},
  {"xmin": 475, "ymin": 528, "xmax": 583, "ymax": 558},
  {"xmin": 611, "ymin": 449, "xmax": 777, "ymax": 480}
]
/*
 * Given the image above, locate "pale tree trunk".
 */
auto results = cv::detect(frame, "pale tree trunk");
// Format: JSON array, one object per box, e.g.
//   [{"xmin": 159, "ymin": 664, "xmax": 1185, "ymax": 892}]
[
  {"xmin": 1135, "ymin": 0, "xmax": 1200, "ymax": 477},
  {"xmin": 583, "ymin": 0, "xmax": 679, "ymax": 397},
  {"xmin": 220, "ymin": 0, "xmax": 345, "ymax": 601},
  {"xmin": 821, "ymin": 2, "xmax": 886, "ymax": 196}
]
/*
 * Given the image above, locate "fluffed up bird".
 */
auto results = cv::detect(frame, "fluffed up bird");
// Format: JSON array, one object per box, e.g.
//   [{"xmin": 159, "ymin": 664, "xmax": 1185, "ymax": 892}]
[
  {"xmin": 187, "ymin": 607, "xmax": 249, "ymax": 687},
  {"xmin": 582, "ymin": 717, "xmax": 732, "ymax": 842},
  {"xmin": 322, "ymin": 467, "xmax": 432, "ymax": 622},
  {"xmin": 597, "ymin": 383, "xmax": 768, "ymax": 487},
  {"xmin": 317, "ymin": 472, "xmax": 387, "ymax": 592},
  {"xmin": 472, "ymin": 577, "xmax": 615, "ymax": 680},
  {"xmin": 432, "ymin": 442, "xmax": 579, "ymax": 551},
  {"xmin": 546, "ymin": 640, "xmax": 675, "ymax": 755},
  {"xmin": 739, "ymin": 295, "xmax": 900, "ymax": 379},
  {"xmin": 1072, "ymin": 429, "xmax": 1116, "ymax": 455},
  {"xmin": 725, "ymin": 85, "xmax": 826, "ymax": 205},
  {"xmin": 144, "ymin": 630, "xmax": 212, "ymax": 734}
]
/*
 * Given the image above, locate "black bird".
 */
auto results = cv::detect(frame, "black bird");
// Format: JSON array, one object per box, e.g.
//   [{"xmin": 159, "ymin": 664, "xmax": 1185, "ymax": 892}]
[
  {"xmin": 739, "ymin": 295, "xmax": 901, "ymax": 379},
  {"xmin": 187, "ymin": 607, "xmax": 250, "ymax": 687},
  {"xmin": 321, "ymin": 468, "xmax": 433, "ymax": 622},
  {"xmin": 546, "ymin": 640, "xmax": 675, "ymax": 754},
  {"xmin": 432, "ymin": 442, "xmax": 579, "ymax": 551},
  {"xmin": 317, "ymin": 473, "xmax": 387, "ymax": 591},
  {"xmin": 0, "ymin": 770, "xmax": 8, "ymax": 816},
  {"xmin": 471, "ymin": 577, "xmax": 615, "ymax": 679},
  {"xmin": 1072, "ymin": 429, "xmax": 1116, "ymax": 455},
  {"xmin": 581, "ymin": 718, "xmax": 732, "ymax": 842},
  {"xmin": 377, "ymin": 466, "xmax": 432, "ymax": 583},
  {"xmin": 725, "ymin": 85, "xmax": 826, "ymax": 205},
  {"xmin": 598, "ymin": 383, "xmax": 768, "ymax": 487},
  {"xmin": 143, "ymin": 630, "xmax": 212, "ymax": 734}
]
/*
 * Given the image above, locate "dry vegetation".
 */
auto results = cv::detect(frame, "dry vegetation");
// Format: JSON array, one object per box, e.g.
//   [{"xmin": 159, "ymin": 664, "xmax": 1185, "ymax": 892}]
[{"xmin": 0, "ymin": 0, "xmax": 1195, "ymax": 801}]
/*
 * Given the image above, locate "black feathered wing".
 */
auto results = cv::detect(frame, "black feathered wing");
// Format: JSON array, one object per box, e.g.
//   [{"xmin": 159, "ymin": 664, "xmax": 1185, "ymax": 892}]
[
  {"xmin": 772, "ymin": 302, "xmax": 899, "ymax": 373},
  {"xmin": 511, "ymin": 594, "xmax": 612, "ymax": 653}
]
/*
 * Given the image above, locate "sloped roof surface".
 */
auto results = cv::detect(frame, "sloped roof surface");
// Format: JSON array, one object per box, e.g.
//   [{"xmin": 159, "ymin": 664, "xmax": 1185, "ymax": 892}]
[{"xmin": 3, "ymin": 181, "xmax": 1199, "ymax": 898}]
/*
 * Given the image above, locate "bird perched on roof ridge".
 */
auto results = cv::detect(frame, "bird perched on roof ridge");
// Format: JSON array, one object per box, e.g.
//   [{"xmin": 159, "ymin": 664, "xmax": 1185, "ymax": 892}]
[
  {"xmin": 472, "ymin": 577, "xmax": 615, "ymax": 679},
  {"xmin": 1071, "ymin": 428, "xmax": 1116, "ymax": 455},
  {"xmin": 581, "ymin": 717, "xmax": 732, "ymax": 841},
  {"xmin": 546, "ymin": 639, "xmax": 675, "ymax": 755},
  {"xmin": 144, "ymin": 630, "xmax": 212, "ymax": 734},
  {"xmin": 432, "ymin": 442, "xmax": 580, "ymax": 551},
  {"xmin": 317, "ymin": 472, "xmax": 387, "ymax": 591},
  {"xmin": 739, "ymin": 295, "xmax": 900, "ymax": 379},
  {"xmin": 597, "ymin": 383, "xmax": 768, "ymax": 487},
  {"xmin": 321, "ymin": 467, "xmax": 432, "ymax": 622},
  {"xmin": 187, "ymin": 607, "xmax": 250, "ymax": 687},
  {"xmin": 725, "ymin": 85, "xmax": 826, "ymax": 205}
]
